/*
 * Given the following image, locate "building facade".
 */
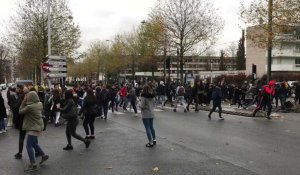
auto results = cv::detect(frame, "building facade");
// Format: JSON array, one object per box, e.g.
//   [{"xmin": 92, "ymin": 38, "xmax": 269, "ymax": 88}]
[
  {"xmin": 246, "ymin": 25, "xmax": 300, "ymax": 78},
  {"xmin": 120, "ymin": 55, "xmax": 238, "ymax": 81}
]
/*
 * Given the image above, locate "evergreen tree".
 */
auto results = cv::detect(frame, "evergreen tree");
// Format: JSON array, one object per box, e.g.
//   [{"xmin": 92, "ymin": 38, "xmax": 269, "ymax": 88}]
[
  {"xmin": 219, "ymin": 50, "xmax": 226, "ymax": 71},
  {"xmin": 236, "ymin": 30, "xmax": 246, "ymax": 70}
]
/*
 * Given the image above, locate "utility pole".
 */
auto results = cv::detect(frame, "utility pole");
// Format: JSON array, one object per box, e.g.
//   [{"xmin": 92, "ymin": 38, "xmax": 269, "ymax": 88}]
[
  {"xmin": 267, "ymin": 0, "xmax": 273, "ymax": 82},
  {"xmin": 163, "ymin": 46, "xmax": 166, "ymax": 83},
  {"xmin": 45, "ymin": 0, "xmax": 51, "ymax": 87},
  {"xmin": 47, "ymin": 0, "xmax": 51, "ymax": 56},
  {"xmin": 177, "ymin": 48, "xmax": 179, "ymax": 84}
]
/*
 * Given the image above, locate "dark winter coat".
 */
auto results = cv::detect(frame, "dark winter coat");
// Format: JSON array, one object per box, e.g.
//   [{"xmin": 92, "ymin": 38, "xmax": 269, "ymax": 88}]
[
  {"xmin": 294, "ymin": 84, "xmax": 300, "ymax": 97},
  {"xmin": 79, "ymin": 95, "xmax": 97, "ymax": 116},
  {"xmin": 211, "ymin": 86, "xmax": 223, "ymax": 105},
  {"xmin": 156, "ymin": 84, "xmax": 166, "ymax": 96},
  {"xmin": 0, "ymin": 93, "xmax": 7, "ymax": 119}
]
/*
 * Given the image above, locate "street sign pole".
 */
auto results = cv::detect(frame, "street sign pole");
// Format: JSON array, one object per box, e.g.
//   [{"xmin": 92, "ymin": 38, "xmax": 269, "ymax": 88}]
[
  {"xmin": 47, "ymin": 0, "xmax": 52, "ymax": 88},
  {"xmin": 43, "ymin": 55, "xmax": 67, "ymax": 89}
]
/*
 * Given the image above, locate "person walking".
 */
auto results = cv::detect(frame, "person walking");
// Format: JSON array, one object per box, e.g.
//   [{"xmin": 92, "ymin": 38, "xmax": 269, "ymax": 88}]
[
  {"xmin": 0, "ymin": 90, "xmax": 7, "ymax": 133},
  {"xmin": 294, "ymin": 82, "xmax": 300, "ymax": 106},
  {"xmin": 156, "ymin": 81, "xmax": 166, "ymax": 108},
  {"xmin": 173, "ymin": 84, "xmax": 187, "ymax": 113},
  {"xmin": 126, "ymin": 84, "xmax": 138, "ymax": 117},
  {"xmin": 14, "ymin": 86, "xmax": 28, "ymax": 159},
  {"xmin": 79, "ymin": 88, "xmax": 97, "ymax": 139},
  {"xmin": 7, "ymin": 86, "xmax": 18, "ymax": 127},
  {"xmin": 140, "ymin": 84, "xmax": 156, "ymax": 148},
  {"xmin": 108, "ymin": 85, "xmax": 118, "ymax": 113},
  {"xmin": 48, "ymin": 89, "xmax": 62, "ymax": 126},
  {"xmin": 208, "ymin": 84, "xmax": 224, "ymax": 120},
  {"xmin": 60, "ymin": 90, "xmax": 91, "ymax": 150},
  {"xmin": 19, "ymin": 91, "xmax": 49, "ymax": 172},
  {"xmin": 98, "ymin": 85, "xmax": 110, "ymax": 119},
  {"xmin": 252, "ymin": 80, "xmax": 276, "ymax": 120},
  {"xmin": 163, "ymin": 82, "xmax": 174, "ymax": 107}
]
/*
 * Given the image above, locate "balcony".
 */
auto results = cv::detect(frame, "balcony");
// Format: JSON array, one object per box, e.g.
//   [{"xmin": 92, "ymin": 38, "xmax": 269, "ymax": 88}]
[
  {"xmin": 274, "ymin": 34, "xmax": 300, "ymax": 43},
  {"xmin": 272, "ymin": 48, "xmax": 300, "ymax": 57},
  {"xmin": 268, "ymin": 64, "xmax": 300, "ymax": 71}
]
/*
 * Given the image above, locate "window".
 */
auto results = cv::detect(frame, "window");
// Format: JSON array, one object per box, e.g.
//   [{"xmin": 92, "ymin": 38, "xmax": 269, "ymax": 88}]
[
  {"xmin": 295, "ymin": 45, "xmax": 300, "ymax": 53},
  {"xmin": 295, "ymin": 59, "xmax": 300, "ymax": 67}
]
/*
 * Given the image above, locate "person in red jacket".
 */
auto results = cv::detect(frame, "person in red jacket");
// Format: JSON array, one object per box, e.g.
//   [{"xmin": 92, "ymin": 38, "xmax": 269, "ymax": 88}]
[
  {"xmin": 252, "ymin": 80, "xmax": 276, "ymax": 119},
  {"xmin": 118, "ymin": 84, "xmax": 128, "ymax": 110}
]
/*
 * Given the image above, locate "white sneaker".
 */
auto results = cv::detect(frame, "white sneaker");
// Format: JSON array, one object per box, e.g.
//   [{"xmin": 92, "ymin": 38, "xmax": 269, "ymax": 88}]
[
  {"xmin": 134, "ymin": 113, "xmax": 138, "ymax": 117},
  {"xmin": 0, "ymin": 130, "xmax": 3, "ymax": 134},
  {"xmin": 2, "ymin": 129, "xmax": 6, "ymax": 133}
]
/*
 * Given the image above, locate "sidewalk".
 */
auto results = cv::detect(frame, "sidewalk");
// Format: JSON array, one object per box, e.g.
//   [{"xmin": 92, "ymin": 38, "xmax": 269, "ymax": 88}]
[
  {"xmin": 196, "ymin": 101, "xmax": 300, "ymax": 118},
  {"xmin": 0, "ymin": 119, "xmax": 257, "ymax": 175}
]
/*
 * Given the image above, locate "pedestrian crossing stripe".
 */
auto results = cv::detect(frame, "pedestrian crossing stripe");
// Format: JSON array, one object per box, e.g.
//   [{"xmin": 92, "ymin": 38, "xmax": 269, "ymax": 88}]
[
  {"xmin": 107, "ymin": 107, "xmax": 165, "ymax": 115},
  {"xmin": 108, "ymin": 111, "xmax": 124, "ymax": 115}
]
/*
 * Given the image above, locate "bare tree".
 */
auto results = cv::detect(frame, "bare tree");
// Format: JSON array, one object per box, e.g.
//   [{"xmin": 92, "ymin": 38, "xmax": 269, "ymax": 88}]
[
  {"xmin": 0, "ymin": 44, "xmax": 9, "ymax": 82},
  {"xmin": 240, "ymin": 0, "xmax": 300, "ymax": 48},
  {"xmin": 154, "ymin": 0, "xmax": 224, "ymax": 82},
  {"xmin": 5, "ymin": 0, "xmax": 80, "ymax": 81}
]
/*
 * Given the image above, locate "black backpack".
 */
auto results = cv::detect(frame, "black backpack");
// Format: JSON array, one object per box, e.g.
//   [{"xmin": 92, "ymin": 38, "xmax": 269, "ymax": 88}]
[{"xmin": 178, "ymin": 87, "xmax": 185, "ymax": 96}]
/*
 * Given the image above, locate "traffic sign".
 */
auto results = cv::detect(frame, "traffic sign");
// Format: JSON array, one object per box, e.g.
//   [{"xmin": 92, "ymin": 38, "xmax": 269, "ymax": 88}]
[
  {"xmin": 48, "ymin": 67, "xmax": 67, "ymax": 72},
  {"xmin": 48, "ymin": 55, "xmax": 66, "ymax": 60},
  {"xmin": 45, "ymin": 55, "xmax": 68, "ymax": 78},
  {"xmin": 47, "ymin": 61, "xmax": 67, "ymax": 66},
  {"xmin": 47, "ymin": 73, "xmax": 67, "ymax": 78},
  {"xmin": 41, "ymin": 63, "xmax": 51, "ymax": 72}
]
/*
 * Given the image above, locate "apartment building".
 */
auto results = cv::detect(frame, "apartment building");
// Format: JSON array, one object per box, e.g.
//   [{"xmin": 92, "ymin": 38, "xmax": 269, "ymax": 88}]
[
  {"xmin": 246, "ymin": 25, "xmax": 300, "ymax": 78},
  {"xmin": 120, "ymin": 55, "xmax": 237, "ymax": 80}
]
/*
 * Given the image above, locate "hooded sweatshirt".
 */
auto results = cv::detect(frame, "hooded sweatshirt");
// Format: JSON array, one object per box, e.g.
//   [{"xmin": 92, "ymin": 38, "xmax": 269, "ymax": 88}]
[{"xmin": 19, "ymin": 91, "xmax": 44, "ymax": 132}]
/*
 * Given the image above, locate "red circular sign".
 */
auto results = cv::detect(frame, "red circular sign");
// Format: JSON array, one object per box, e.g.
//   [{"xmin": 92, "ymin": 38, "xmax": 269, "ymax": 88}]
[{"xmin": 41, "ymin": 63, "xmax": 51, "ymax": 72}]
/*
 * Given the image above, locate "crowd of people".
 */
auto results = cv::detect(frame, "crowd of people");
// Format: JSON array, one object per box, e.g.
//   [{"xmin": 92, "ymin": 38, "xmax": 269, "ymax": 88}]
[{"xmin": 1, "ymin": 78, "xmax": 300, "ymax": 172}]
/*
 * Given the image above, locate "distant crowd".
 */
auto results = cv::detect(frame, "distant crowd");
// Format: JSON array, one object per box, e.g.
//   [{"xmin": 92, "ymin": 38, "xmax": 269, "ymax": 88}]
[{"xmin": 0, "ymin": 78, "xmax": 300, "ymax": 172}]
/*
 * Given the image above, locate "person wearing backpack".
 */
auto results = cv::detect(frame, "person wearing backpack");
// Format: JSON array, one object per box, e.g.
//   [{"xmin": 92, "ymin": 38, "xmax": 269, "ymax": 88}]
[
  {"xmin": 252, "ymin": 80, "xmax": 276, "ymax": 119},
  {"xmin": 173, "ymin": 84, "xmax": 187, "ymax": 113},
  {"xmin": 124, "ymin": 84, "xmax": 138, "ymax": 117},
  {"xmin": 208, "ymin": 84, "xmax": 224, "ymax": 120},
  {"xmin": 59, "ymin": 90, "xmax": 91, "ymax": 150}
]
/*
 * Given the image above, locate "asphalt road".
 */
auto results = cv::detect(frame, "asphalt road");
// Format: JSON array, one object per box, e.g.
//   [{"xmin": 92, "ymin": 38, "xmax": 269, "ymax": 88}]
[
  {"xmin": 1, "ymin": 89, "xmax": 299, "ymax": 175},
  {"xmin": 108, "ymin": 104, "xmax": 300, "ymax": 175}
]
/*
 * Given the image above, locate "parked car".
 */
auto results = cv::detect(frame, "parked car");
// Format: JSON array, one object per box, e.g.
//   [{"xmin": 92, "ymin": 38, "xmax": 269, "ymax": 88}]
[
  {"xmin": 0, "ymin": 83, "xmax": 7, "ymax": 90},
  {"xmin": 7, "ymin": 82, "xmax": 15, "ymax": 87},
  {"xmin": 15, "ymin": 80, "xmax": 33, "ymax": 86}
]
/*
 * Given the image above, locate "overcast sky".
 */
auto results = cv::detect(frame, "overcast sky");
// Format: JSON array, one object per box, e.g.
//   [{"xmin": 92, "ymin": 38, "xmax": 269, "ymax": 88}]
[{"xmin": 0, "ymin": 0, "xmax": 250, "ymax": 54}]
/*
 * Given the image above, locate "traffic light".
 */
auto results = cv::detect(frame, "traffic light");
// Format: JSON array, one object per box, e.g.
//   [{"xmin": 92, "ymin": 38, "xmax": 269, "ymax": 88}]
[
  {"xmin": 252, "ymin": 64, "xmax": 257, "ymax": 80},
  {"xmin": 166, "ymin": 57, "xmax": 170, "ymax": 69},
  {"xmin": 252, "ymin": 64, "xmax": 257, "ymax": 74}
]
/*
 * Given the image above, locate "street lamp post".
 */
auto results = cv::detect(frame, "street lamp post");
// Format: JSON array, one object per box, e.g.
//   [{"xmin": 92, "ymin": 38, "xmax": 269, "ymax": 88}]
[
  {"xmin": 267, "ymin": 0, "xmax": 273, "ymax": 82},
  {"xmin": 210, "ymin": 60, "xmax": 213, "ymax": 83},
  {"xmin": 177, "ymin": 48, "xmax": 179, "ymax": 84},
  {"xmin": 46, "ymin": 0, "xmax": 51, "ymax": 87}
]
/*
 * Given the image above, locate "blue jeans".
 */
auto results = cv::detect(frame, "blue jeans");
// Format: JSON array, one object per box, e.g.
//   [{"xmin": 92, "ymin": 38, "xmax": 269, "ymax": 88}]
[
  {"xmin": 26, "ymin": 135, "xmax": 45, "ymax": 164},
  {"xmin": 0, "ymin": 119, "xmax": 6, "ymax": 130},
  {"xmin": 142, "ymin": 118, "xmax": 156, "ymax": 143}
]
